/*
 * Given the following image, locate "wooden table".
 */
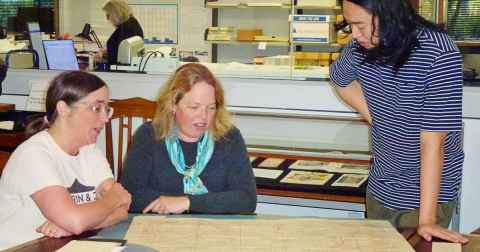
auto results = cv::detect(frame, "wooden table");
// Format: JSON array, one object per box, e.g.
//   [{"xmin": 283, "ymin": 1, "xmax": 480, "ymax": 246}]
[
  {"xmin": 7, "ymin": 227, "xmax": 478, "ymax": 252},
  {"xmin": 4, "ymin": 231, "xmax": 97, "ymax": 252},
  {"xmin": 0, "ymin": 131, "xmax": 26, "ymax": 149},
  {"xmin": 0, "ymin": 103, "xmax": 15, "ymax": 112}
]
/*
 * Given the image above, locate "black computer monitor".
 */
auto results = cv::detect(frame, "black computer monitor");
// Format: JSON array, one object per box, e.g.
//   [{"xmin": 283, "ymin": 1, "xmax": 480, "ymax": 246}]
[
  {"xmin": 42, "ymin": 40, "xmax": 79, "ymax": 71},
  {"xmin": 14, "ymin": 7, "xmax": 54, "ymax": 33}
]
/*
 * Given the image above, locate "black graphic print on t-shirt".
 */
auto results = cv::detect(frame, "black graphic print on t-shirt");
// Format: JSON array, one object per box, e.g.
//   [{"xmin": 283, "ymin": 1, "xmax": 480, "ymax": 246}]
[{"xmin": 67, "ymin": 179, "xmax": 96, "ymax": 204}]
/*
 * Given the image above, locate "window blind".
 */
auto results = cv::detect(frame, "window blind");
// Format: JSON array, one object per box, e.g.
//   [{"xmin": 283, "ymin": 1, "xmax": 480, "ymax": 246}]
[
  {"xmin": 0, "ymin": 0, "xmax": 54, "ymax": 29},
  {"xmin": 447, "ymin": 0, "xmax": 480, "ymax": 40}
]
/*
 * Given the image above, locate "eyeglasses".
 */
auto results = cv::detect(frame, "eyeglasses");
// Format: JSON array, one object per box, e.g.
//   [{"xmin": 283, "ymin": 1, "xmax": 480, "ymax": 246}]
[{"xmin": 74, "ymin": 102, "xmax": 114, "ymax": 119}]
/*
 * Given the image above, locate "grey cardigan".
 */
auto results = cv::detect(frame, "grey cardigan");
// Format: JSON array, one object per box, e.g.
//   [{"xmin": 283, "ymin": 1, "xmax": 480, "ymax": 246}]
[{"xmin": 121, "ymin": 122, "xmax": 257, "ymax": 214}]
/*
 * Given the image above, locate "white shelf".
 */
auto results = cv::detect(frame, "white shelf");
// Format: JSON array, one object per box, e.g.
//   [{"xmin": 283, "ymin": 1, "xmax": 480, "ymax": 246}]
[
  {"xmin": 295, "ymin": 5, "xmax": 342, "ymax": 11},
  {"xmin": 206, "ymin": 40, "xmax": 290, "ymax": 46},
  {"xmin": 206, "ymin": 3, "xmax": 291, "ymax": 9}
]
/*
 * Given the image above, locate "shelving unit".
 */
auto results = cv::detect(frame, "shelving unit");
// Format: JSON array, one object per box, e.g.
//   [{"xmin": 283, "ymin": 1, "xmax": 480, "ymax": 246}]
[{"xmin": 203, "ymin": 0, "xmax": 346, "ymax": 79}]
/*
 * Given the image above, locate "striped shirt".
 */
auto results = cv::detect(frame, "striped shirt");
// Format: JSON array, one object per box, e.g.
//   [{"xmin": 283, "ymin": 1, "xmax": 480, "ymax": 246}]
[{"xmin": 330, "ymin": 28, "xmax": 464, "ymax": 210}]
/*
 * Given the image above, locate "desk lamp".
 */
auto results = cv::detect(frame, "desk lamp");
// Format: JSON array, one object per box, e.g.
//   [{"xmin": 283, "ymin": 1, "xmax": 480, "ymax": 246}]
[{"xmin": 76, "ymin": 23, "xmax": 102, "ymax": 49}]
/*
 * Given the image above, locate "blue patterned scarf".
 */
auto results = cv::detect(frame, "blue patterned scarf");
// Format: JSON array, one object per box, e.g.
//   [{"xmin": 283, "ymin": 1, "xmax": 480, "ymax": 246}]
[{"xmin": 165, "ymin": 128, "xmax": 214, "ymax": 195}]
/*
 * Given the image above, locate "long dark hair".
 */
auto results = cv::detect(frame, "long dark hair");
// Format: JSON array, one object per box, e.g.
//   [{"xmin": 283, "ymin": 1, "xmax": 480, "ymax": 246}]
[
  {"xmin": 339, "ymin": 0, "xmax": 444, "ymax": 70},
  {"xmin": 26, "ymin": 71, "xmax": 107, "ymax": 136}
]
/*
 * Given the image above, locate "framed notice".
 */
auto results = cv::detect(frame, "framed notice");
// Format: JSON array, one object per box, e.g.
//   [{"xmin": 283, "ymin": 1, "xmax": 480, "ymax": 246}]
[
  {"xmin": 332, "ymin": 174, "xmax": 368, "ymax": 188},
  {"xmin": 280, "ymin": 171, "xmax": 333, "ymax": 186}
]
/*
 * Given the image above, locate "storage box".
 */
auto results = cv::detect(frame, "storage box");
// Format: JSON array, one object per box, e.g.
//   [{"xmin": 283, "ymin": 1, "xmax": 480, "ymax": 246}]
[
  {"xmin": 297, "ymin": 0, "xmax": 337, "ymax": 7},
  {"xmin": 207, "ymin": 27, "xmax": 235, "ymax": 41},
  {"xmin": 293, "ymin": 52, "xmax": 331, "ymax": 67},
  {"xmin": 254, "ymin": 35, "xmax": 289, "ymax": 42},
  {"xmin": 237, "ymin": 29, "xmax": 263, "ymax": 41}
]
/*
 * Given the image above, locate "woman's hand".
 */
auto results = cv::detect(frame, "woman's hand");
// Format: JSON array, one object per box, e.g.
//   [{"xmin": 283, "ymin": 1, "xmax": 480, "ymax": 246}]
[
  {"xmin": 96, "ymin": 179, "xmax": 114, "ymax": 199},
  {"xmin": 143, "ymin": 196, "xmax": 190, "ymax": 214},
  {"xmin": 93, "ymin": 48, "xmax": 107, "ymax": 62},
  {"xmin": 417, "ymin": 223, "xmax": 468, "ymax": 244},
  {"xmin": 102, "ymin": 182, "xmax": 132, "ymax": 209},
  {"xmin": 36, "ymin": 221, "xmax": 72, "ymax": 238}
]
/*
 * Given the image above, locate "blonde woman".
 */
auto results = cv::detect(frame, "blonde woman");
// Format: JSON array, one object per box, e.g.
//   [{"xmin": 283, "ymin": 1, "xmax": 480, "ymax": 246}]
[
  {"xmin": 95, "ymin": 0, "xmax": 143, "ymax": 66},
  {"xmin": 121, "ymin": 63, "xmax": 257, "ymax": 214}
]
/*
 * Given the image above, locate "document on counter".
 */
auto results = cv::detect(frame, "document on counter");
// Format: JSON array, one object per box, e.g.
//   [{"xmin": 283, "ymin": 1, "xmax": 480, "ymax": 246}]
[
  {"xmin": 280, "ymin": 170, "xmax": 333, "ymax": 185},
  {"xmin": 0, "ymin": 121, "xmax": 14, "ymax": 130},
  {"xmin": 124, "ymin": 216, "xmax": 414, "ymax": 251},
  {"xmin": 289, "ymin": 160, "xmax": 369, "ymax": 175},
  {"xmin": 56, "ymin": 239, "xmax": 125, "ymax": 252},
  {"xmin": 331, "ymin": 174, "xmax": 368, "ymax": 188},
  {"xmin": 432, "ymin": 242, "xmax": 461, "ymax": 252},
  {"xmin": 257, "ymin": 158, "xmax": 284, "ymax": 168},
  {"xmin": 253, "ymin": 168, "xmax": 283, "ymax": 179}
]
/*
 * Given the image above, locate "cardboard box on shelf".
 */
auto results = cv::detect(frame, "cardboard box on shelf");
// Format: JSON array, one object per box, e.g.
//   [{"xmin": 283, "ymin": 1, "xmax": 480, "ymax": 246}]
[
  {"xmin": 237, "ymin": 29, "xmax": 263, "ymax": 41},
  {"xmin": 293, "ymin": 52, "xmax": 331, "ymax": 67}
]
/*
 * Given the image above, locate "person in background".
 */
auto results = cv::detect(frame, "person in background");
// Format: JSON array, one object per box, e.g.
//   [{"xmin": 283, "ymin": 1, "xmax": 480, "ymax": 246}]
[
  {"xmin": 121, "ymin": 63, "xmax": 257, "ymax": 214},
  {"xmin": 330, "ymin": 0, "xmax": 468, "ymax": 244},
  {"xmin": 95, "ymin": 0, "xmax": 144, "ymax": 66},
  {"xmin": 0, "ymin": 71, "xmax": 131, "ymax": 250},
  {"xmin": 0, "ymin": 58, "xmax": 6, "ymax": 95}
]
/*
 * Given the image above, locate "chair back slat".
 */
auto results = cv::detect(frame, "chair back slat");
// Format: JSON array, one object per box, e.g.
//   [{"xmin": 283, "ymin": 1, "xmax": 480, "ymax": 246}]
[
  {"xmin": 105, "ymin": 97, "xmax": 156, "ymax": 181},
  {"xmin": 0, "ymin": 151, "xmax": 11, "ymax": 177}
]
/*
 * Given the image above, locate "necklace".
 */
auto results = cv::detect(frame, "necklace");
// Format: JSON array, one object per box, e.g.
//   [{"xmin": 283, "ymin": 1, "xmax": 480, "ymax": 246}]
[{"xmin": 185, "ymin": 163, "xmax": 195, "ymax": 169}]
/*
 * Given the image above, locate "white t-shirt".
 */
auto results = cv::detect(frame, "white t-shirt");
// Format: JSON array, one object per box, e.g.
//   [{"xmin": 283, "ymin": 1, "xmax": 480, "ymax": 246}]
[{"xmin": 0, "ymin": 130, "xmax": 112, "ymax": 249}]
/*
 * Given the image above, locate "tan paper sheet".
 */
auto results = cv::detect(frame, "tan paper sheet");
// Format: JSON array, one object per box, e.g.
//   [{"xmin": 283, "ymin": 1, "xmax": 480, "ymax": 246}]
[
  {"xmin": 280, "ymin": 170, "xmax": 333, "ymax": 185},
  {"xmin": 56, "ymin": 240, "xmax": 123, "ymax": 252},
  {"xmin": 332, "ymin": 174, "xmax": 368, "ymax": 188},
  {"xmin": 125, "ymin": 216, "xmax": 414, "ymax": 252},
  {"xmin": 252, "ymin": 168, "xmax": 283, "ymax": 179},
  {"xmin": 257, "ymin": 158, "xmax": 284, "ymax": 168},
  {"xmin": 432, "ymin": 242, "xmax": 461, "ymax": 252}
]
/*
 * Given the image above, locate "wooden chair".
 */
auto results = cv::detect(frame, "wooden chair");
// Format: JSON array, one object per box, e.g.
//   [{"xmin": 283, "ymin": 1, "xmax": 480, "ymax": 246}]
[
  {"xmin": 105, "ymin": 97, "xmax": 156, "ymax": 181},
  {"xmin": 0, "ymin": 151, "xmax": 11, "ymax": 177}
]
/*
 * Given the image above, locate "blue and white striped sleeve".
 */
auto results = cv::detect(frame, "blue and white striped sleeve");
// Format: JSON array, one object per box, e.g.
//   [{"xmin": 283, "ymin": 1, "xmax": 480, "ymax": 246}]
[
  {"xmin": 421, "ymin": 51, "xmax": 463, "ymax": 132},
  {"xmin": 329, "ymin": 41, "xmax": 358, "ymax": 87}
]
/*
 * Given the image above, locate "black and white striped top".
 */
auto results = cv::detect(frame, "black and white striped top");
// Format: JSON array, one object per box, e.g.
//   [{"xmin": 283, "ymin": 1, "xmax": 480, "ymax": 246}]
[{"xmin": 330, "ymin": 28, "xmax": 464, "ymax": 210}]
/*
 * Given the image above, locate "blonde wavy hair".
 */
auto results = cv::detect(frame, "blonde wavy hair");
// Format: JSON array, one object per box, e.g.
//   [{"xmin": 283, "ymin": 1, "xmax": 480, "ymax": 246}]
[
  {"xmin": 103, "ymin": 0, "xmax": 132, "ymax": 26},
  {"xmin": 152, "ymin": 63, "xmax": 233, "ymax": 141}
]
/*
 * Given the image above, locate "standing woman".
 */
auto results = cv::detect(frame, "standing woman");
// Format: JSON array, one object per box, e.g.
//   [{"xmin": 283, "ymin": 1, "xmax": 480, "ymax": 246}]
[
  {"xmin": 330, "ymin": 0, "xmax": 467, "ymax": 244},
  {"xmin": 0, "ymin": 71, "xmax": 131, "ymax": 250},
  {"xmin": 121, "ymin": 63, "xmax": 257, "ymax": 214},
  {"xmin": 95, "ymin": 0, "xmax": 144, "ymax": 66}
]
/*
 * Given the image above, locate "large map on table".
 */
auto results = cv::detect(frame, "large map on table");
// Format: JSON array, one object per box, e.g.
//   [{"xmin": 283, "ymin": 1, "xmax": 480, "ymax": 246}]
[{"xmin": 124, "ymin": 216, "xmax": 414, "ymax": 252}]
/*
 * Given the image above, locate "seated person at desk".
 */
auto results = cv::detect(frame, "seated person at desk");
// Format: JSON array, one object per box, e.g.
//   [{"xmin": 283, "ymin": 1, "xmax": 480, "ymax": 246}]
[
  {"xmin": 121, "ymin": 63, "xmax": 257, "ymax": 214},
  {"xmin": 0, "ymin": 71, "xmax": 131, "ymax": 250},
  {"xmin": 0, "ymin": 58, "xmax": 5, "ymax": 94},
  {"xmin": 94, "ymin": 0, "xmax": 144, "ymax": 66}
]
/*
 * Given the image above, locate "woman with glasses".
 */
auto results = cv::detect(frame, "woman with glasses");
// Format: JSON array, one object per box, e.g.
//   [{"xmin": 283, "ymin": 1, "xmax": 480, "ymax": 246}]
[
  {"xmin": 0, "ymin": 71, "xmax": 131, "ymax": 250},
  {"xmin": 121, "ymin": 63, "xmax": 257, "ymax": 214}
]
